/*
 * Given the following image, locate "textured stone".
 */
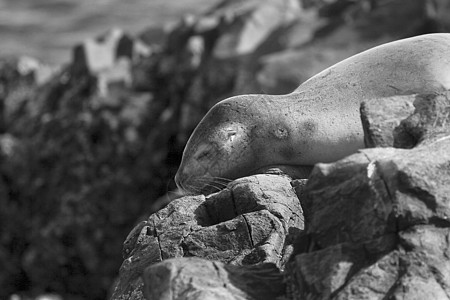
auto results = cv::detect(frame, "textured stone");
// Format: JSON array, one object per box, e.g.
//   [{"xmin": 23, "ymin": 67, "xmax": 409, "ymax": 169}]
[
  {"xmin": 394, "ymin": 92, "xmax": 450, "ymax": 148},
  {"xmin": 287, "ymin": 91, "xmax": 450, "ymax": 300},
  {"xmin": 111, "ymin": 174, "xmax": 303, "ymax": 299},
  {"xmin": 143, "ymin": 257, "xmax": 285, "ymax": 300},
  {"xmin": 334, "ymin": 250, "xmax": 401, "ymax": 300},
  {"xmin": 361, "ymin": 95, "xmax": 415, "ymax": 147}
]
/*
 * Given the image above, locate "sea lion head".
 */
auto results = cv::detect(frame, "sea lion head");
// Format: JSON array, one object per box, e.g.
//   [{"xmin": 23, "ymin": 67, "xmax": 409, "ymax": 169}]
[
  {"xmin": 175, "ymin": 96, "xmax": 261, "ymax": 195},
  {"xmin": 175, "ymin": 93, "xmax": 322, "ymax": 195}
]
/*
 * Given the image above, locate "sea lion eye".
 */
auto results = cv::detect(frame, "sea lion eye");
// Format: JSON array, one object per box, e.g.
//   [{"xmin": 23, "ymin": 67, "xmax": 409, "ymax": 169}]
[
  {"xmin": 194, "ymin": 144, "xmax": 214, "ymax": 160},
  {"xmin": 196, "ymin": 149, "xmax": 211, "ymax": 160}
]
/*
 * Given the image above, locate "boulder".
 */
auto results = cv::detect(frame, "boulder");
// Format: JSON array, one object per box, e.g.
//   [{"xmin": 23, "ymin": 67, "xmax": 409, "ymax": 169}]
[
  {"xmin": 360, "ymin": 95, "xmax": 415, "ymax": 147},
  {"xmin": 143, "ymin": 258, "xmax": 285, "ymax": 300},
  {"xmin": 110, "ymin": 175, "xmax": 305, "ymax": 299},
  {"xmin": 394, "ymin": 92, "xmax": 450, "ymax": 148}
]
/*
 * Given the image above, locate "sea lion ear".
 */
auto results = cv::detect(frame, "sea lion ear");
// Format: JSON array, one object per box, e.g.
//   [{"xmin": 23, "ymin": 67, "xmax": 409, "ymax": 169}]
[
  {"xmin": 226, "ymin": 129, "xmax": 237, "ymax": 141},
  {"xmin": 221, "ymin": 125, "xmax": 238, "ymax": 142}
]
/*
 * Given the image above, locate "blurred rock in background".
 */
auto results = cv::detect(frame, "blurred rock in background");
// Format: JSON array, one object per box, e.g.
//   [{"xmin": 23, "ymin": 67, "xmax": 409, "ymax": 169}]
[{"xmin": 0, "ymin": 0, "xmax": 449, "ymax": 299}]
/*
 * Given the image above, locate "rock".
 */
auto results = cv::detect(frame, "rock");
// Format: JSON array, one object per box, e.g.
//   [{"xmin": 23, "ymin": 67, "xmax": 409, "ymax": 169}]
[
  {"xmin": 143, "ymin": 258, "xmax": 285, "ymax": 300},
  {"xmin": 210, "ymin": 0, "xmax": 303, "ymax": 58},
  {"xmin": 72, "ymin": 28, "xmax": 151, "ymax": 96},
  {"xmin": 96, "ymin": 57, "xmax": 132, "ymax": 96},
  {"xmin": 287, "ymin": 92, "xmax": 450, "ymax": 299},
  {"xmin": 16, "ymin": 56, "xmax": 59, "ymax": 86},
  {"xmin": 394, "ymin": 92, "xmax": 450, "ymax": 148},
  {"xmin": 73, "ymin": 28, "xmax": 124, "ymax": 75},
  {"xmin": 253, "ymin": 47, "xmax": 355, "ymax": 94},
  {"xmin": 138, "ymin": 26, "xmax": 167, "ymax": 47},
  {"xmin": 0, "ymin": 133, "xmax": 20, "ymax": 158},
  {"xmin": 361, "ymin": 95, "xmax": 416, "ymax": 148},
  {"xmin": 0, "ymin": 56, "xmax": 57, "ymax": 131},
  {"xmin": 110, "ymin": 174, "xmax": 303, "ymax": 299},
  {"xmin": 73, "ymin": 28, "xmax": 150, "ymax": 75}
]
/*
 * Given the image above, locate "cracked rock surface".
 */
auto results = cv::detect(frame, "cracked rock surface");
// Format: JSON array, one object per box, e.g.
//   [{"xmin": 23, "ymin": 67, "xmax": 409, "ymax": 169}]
[
  {"xmin": 143, "ymin": 258, "xmax": 285, "ymax": 300},
  {"xmin": 111, "ymin": 175, "xmax": 304, "ymax": 299}
]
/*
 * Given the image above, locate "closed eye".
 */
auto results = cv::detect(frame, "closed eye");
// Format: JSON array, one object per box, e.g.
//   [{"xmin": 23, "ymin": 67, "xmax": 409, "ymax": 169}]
[{"xmin": 196, "ymin": 150, "xmax": 211, "ymax": 160}]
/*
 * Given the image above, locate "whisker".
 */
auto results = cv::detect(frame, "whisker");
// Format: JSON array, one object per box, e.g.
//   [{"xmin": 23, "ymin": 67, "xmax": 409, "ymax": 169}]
[
  {"xmin": 190, "ymin": 178, "xmax": 218, "ymax": 189},
  {"xmin": 175, "ymin": 180, "xmax": 190, "ymax": 196},
  {"xmin": 182, "ymin": 182, "xmax": 197, "ymax": 196},
  {"xmin": 181, "ymin": 178, "xmax": 205, "ymax": 195},
  {"xmin": 182, "ymin": 180, "xmax": 221, "ymax": 195},
  {"xmin": 203, "ymin": 185, "xmax": 221, "ymax": 194},
  {"xmin": 192, "ymin": 179, "xmax": 228, "ymax": 191},
  {"xmin": 188, "ymin": 185, "xmax": 203, "ymax": 195},
  {"xmin": 199, "ymin": 181, "xmax": 229, "ymax": 194},
  {"xmin": 193, "ymin": 178, "xmax": 226, "ymax": 186},
  {"xmin": 178, "ymin": 174, "xmax": 234, "ymax": 195},
  {"xmin": 210, "ymin": 176, "xmax": 233, "ymax": 182},
  {"xmin": 203, "ymin": 182, "xmax": 224, "ymax": 192},
  {"xmin": 212, "ymin": 182, "xmax": 229, "ymax": 189},
  {"xmin": 193, "ymin": 177, "xmax": 231, "ymax": 185},
  {"xmin": 212, "ymin": 179, "xmax": 232, "ymax": 184}
]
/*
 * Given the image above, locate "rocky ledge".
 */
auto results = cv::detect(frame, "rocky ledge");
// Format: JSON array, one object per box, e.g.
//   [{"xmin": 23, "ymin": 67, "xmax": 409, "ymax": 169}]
[{"xmin": 112, "ymin": 92, "xmax": 450, "ymax": 300}]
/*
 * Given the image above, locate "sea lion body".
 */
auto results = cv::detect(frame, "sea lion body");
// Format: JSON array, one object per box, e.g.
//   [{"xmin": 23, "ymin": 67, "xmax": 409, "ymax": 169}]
[{"xmin": 175, "ymin": 33, "xmax": 450, "ymax": 194}]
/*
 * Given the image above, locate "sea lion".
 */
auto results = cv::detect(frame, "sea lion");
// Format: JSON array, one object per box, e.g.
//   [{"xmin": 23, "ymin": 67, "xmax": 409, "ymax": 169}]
[{"xmin": 175, "ymin": 33, "xmax": 450, "ymax": 195}]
